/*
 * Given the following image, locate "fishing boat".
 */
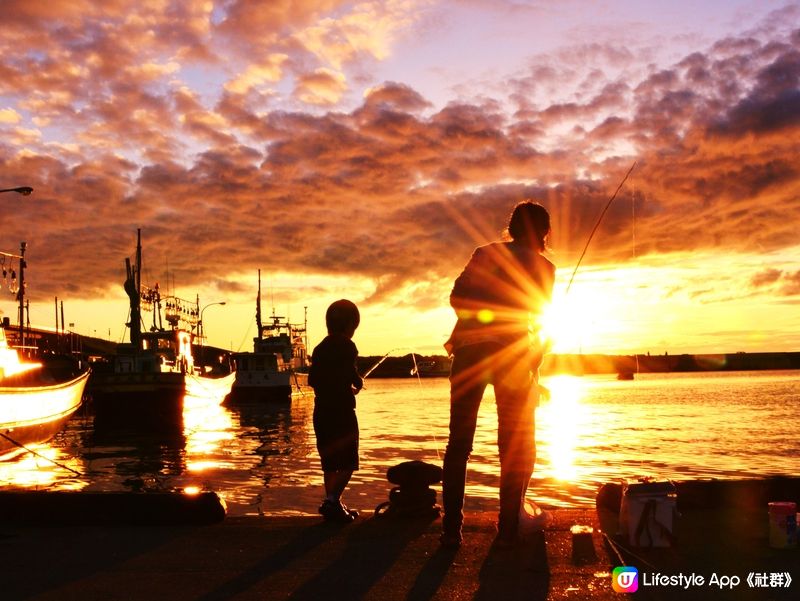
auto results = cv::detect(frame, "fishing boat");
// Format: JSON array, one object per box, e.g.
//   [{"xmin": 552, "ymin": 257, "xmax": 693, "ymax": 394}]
[
  {"xmin": 90, "ymin": 230, "xmax": 232, "ymax": 424},
  {"xmin": 616, "ymin": 354, "xmax": 639, "ymax": 380},
  {"xmin": 410, "ymin": 358, "xmax": 451, "ymax": 378},
  {"xmin": 226, "ymin": 271, "xmax": 309, "ymax": 404},
  {"xmin": 0, "ymin": 327, "xmax": 90, "ymax": 459},
  {"xmin": 0, "ymin": 242, "xmax": 89, "ymax": 458}
]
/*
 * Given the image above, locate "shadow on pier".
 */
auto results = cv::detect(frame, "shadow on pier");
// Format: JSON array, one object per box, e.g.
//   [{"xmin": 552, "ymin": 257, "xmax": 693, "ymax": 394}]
[{"xmin": 1, "ymin": 510, "xmax": 613, "ymax": 600}]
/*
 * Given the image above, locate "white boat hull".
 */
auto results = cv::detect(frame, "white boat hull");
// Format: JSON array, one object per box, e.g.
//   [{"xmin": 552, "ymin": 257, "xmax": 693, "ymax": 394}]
[
  {"xmin": 226, "ymin": 370, "xmax": 310, "ymax": 403},
  {"xmin": 0, "ymin": 370, "xmax": 90, "ymax": 458},
  {"xmin": 185, "ymin": 371, "xmax": 236, "ymax": 400}
]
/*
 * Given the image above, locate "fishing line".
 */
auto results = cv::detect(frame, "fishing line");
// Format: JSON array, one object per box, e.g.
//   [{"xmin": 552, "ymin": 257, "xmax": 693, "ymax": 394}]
[
  {"xmin": 408, "ymin": 351, "xmax": 442, "ymax": 459},
  {"xmin": 601, "ymin": 530, "xmax": 658, "ymax": 570},
  {"xmin": 362, "ymin": 348, "xmax": 443, "ymax": 460},
  {"xmin": 409, "ymin": 352, "xmax": 422, "ymax": 384},
  {"xmin": 235, "ymin": 320, "xmax": 255, "ymax": 353},
  {"xmin": 0, "ymin": 431, "xmax": 83, "ymax": 476},
  {"xmin": 565, "ymin": 161, "xmax": 637, "ymax": 296},
  {"xmin": 292, "ymin": 372, "xmax": 308, "ymax": 398},
  {"xmin": 631, "ymin": 179, "xmax": 637, "ymax": 260}
]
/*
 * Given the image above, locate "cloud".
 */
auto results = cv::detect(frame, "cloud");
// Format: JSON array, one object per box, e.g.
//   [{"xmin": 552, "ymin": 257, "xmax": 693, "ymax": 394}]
[
  {"xmin": 0, "ymin": 2, "xmax": 797, "ymax": 318},
  {"xmin": 291, "ymin": 0, "xmax": 428, "ymax": 70},
  {"xmin": 0, "ymin": 108, "xmax": 22, "ymax": 124},
  {"xmin": 782, "ymin": 270, "xmax": 800, "ymax": 295},
  {"xmin": 363, "ymin": 81, "xmax": 431, "ymax": 112},
  {"xmin": 750, "ymin": 268, "xmax": 783, "ymax": 288},
  {"xmin": 224, "ymin": 55, "xmax": 290, "ymax": 95},
  {"xmin": 293, "ymin": 68, "xmax": 348, "ymax": 105}
]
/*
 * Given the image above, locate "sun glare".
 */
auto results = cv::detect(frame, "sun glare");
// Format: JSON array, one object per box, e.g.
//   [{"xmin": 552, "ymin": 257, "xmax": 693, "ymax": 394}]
[
  {"xmin": 539, "ymin": 271, "xmax": 634, "ymax": 354},
  {"xmin": 540, "ymin": 294, "xmax": 605, "ymax": 354}
]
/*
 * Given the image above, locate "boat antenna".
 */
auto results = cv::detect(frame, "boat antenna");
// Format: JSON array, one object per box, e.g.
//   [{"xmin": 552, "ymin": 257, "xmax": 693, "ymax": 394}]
[
  {"xmin": 270, "ymin": 276, "xmax": 275, "ymax": 318},
  {"xmin": 565, "ymin": 161, "xmax": 637, "ymax": 295}
]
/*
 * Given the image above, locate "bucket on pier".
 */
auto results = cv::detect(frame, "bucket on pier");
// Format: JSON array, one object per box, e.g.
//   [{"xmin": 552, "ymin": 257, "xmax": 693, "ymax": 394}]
[
  {"xmin": 767, "ymin": 502, "xmax": 797, "ymax": 549},
  {"xmin": 570, "ymin": 524, "xmax": 597, "ymax": 564}
]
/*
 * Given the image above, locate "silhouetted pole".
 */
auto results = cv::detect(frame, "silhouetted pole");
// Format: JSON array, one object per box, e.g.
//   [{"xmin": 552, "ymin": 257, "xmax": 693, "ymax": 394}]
[{"xmin": 17, "ymin": 242, "xmax": 26, "ymax": 351}]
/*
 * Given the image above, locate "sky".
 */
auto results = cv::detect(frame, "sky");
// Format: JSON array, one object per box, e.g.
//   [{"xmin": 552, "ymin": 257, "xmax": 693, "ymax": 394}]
[{"xmin": 0, "ymin": 0, "xmax": 798, "ymax": 357}]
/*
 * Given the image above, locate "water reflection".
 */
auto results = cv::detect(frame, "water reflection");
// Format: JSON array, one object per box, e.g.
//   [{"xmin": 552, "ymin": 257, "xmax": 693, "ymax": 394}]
[
  {"xmin": 537, "ymin": 375, "xmax": 587, "ymax": 482},
  {"xmin": 183, "ymin": 392, "xmax": 235, "ymax": 472},
  {"xmin": 233, "ymin": 397, "xmax": 317, "ymax": 515},
  {"xmin": 0, "ymin": 445, "xmax": 83, "ymax": 489},
  {"xmin": 1, "ymin": 372, "xmax": 798, "ymax": 514}
]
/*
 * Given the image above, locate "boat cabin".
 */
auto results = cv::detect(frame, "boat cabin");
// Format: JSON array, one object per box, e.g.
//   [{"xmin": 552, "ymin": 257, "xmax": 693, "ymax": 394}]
[{"xmin": 114, "ymin": 329, "xmax": 195, "ymax": 374}]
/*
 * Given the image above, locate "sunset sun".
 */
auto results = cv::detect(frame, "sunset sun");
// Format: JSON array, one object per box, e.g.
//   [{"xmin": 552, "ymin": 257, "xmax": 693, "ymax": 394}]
[{"xmin": 539, "ymin": 274, "xmax": 631, "ymax": 355}]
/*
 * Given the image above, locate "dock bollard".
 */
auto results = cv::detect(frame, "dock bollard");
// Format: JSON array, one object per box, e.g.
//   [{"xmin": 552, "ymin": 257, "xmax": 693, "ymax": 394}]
[{"xmin": 571, "ymin": 524, "xmax": 598, "ymax": 564}]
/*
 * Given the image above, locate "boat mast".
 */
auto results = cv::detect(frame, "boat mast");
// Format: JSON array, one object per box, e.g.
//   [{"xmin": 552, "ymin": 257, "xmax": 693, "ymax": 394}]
[
  {"xmin": 256, "ymin": 269, "xmax": 263, "ymax": 340},
  {"xmin": 124, "ymin": 229, "xmax": 143, "ymax": 349},
  {"xmin": 16, "ymin": 241, "xmax": 26, "ymax": 352}
]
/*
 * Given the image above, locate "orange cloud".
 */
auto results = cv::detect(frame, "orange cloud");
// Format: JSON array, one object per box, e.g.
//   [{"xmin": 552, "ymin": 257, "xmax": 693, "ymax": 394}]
[
  {"xmin": 0, "ymin": 3, "xmax": 796, "ymax": 327},
  {"xmin": 293, "ymin": 68, "xmax": 348, "ymax": 105}
]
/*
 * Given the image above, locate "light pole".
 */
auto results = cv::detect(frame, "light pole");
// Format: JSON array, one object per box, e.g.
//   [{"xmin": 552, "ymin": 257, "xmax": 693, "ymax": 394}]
[
  {"xmin": 199, "ymin": 301, "xmax": 226, "ymax": 345},
  {"xmin": 0, "ymin": 186, "xmax": 33, "ymax": 195}
]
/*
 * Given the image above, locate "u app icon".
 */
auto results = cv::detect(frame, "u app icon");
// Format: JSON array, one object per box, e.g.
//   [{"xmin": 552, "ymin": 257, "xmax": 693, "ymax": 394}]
[{"xmin": 612, "ymin": 566, "xmax": 639, "ymax": 593}]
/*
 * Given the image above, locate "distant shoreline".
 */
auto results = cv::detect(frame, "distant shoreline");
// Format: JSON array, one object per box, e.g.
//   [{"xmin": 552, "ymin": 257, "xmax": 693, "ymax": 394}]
[
  {"xmin": 7, "ymin": 325, "xmax": 798, "ymax": 378},
  {"xmin": 356, "ymin": 351, "xmax": 800, "ymax": 378}
]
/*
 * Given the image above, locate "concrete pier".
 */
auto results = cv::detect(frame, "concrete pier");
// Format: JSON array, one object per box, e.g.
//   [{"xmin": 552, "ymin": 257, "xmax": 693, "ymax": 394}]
[{"xmin": 1, "ymin": 509, "xmax": 618, "ymax": 600}]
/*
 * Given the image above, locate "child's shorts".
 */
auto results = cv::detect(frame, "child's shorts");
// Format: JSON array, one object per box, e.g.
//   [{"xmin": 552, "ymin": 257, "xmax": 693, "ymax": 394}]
[{"xmin": 313, "ymin": 406, "xmax": 359, "ymax": 472}]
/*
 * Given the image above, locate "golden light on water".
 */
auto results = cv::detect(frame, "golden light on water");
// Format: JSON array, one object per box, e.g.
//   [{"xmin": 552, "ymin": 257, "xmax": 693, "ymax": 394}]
[
  {"xmin": 0, "ymin": 446, "xmax": 83, "ymax": 489},
  {"xmin": 183, "ymin": 392, "xmax": 235, "ymax": 473},
  {"xmin": 537, "ymin": 375, "xmax": 587, "ymax": 481}
]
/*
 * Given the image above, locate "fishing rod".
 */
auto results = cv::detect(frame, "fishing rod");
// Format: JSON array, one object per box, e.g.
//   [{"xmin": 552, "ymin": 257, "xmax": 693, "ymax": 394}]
[
  {"xmin": 565, "ymin": 161, "xmax": 637, "ymax": 295},
  {"xmin": 362, "ymin": 347, "xmax": 406, "ymax": 380}
]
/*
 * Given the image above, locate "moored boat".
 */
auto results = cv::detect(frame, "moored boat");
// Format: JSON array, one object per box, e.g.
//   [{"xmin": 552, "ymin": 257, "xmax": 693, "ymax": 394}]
[
  {"xmin": 226, "ymin": 271, "xmax": 310, "ymax": 404},
  {"xmin": 90, "ymin": 329, "xmax": 194, "ymax": 425},
  {"xmin": 0, "ymin": 242, "xmax": 89, "ymax": 459},
  {"xmin": 90, "ymin": 230, "xmax": 233, "ymax": 424},
  {"xmin": 0, "ymin": 365, "xmax": 90, "ymax": 459}
]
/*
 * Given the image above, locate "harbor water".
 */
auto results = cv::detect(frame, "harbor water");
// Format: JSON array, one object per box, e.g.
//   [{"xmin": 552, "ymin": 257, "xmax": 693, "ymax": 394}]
[{"xmin": 1, "ymin": 370, "xmax": 798, "ymax": 517}]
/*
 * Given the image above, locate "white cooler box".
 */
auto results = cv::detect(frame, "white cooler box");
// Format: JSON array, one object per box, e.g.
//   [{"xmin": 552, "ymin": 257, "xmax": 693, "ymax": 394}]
[{"xmin": 619, "ymin": 480, "xmax": 677, "ymax": 547}]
